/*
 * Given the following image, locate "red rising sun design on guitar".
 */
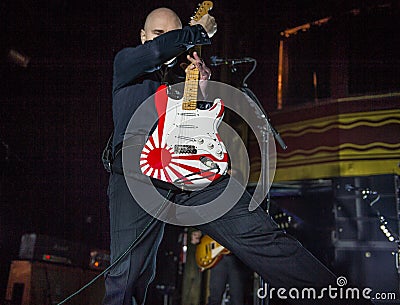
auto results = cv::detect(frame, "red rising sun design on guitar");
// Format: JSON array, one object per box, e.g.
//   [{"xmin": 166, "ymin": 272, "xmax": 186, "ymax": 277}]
[{"xmin": 140, "ymin": 83, "xmax": 229, "ymax": 189}]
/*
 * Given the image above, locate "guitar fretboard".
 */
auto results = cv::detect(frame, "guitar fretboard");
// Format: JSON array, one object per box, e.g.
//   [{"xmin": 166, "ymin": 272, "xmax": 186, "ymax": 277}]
[{"xmin": 182, "ymin": 67, "xmax": 200, "ymax": 110}]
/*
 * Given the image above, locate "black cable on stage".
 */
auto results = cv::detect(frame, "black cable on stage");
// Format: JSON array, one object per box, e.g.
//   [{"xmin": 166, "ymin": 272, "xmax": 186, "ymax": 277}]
[
  {"xmin": 56, "ymin": 189, "xmax": 173, "ymax": 305},
  {"xmin": 57, "ymin": 154, "xmax": 222, "ymax": 304}
]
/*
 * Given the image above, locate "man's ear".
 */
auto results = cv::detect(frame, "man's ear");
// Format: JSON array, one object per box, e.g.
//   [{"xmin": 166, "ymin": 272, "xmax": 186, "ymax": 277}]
[{"xmin": 140, "ymin": 29, "xmax": 146, "ymax": 44}]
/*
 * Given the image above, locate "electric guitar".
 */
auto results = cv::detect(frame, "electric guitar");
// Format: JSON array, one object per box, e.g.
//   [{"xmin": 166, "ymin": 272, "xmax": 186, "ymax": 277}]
[
  {"xmin": 195, "ymin": 234, "xmax": 230, "ymax": 271},
  {"xmin": 139, "ymin": 1, "xmax": 229, "ymax": 190}
]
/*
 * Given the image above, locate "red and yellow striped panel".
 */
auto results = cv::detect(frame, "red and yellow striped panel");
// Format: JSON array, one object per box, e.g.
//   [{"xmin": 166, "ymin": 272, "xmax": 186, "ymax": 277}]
[{"xmin": 268, "ymin": 94, "xmax": 400, "ymax": 181}]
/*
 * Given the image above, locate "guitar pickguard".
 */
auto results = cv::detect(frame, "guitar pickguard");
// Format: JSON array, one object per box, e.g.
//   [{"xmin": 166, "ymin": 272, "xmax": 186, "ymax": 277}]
[{"xmin": 139, "ymin": 85, "xmax": 228, "ymax": 189}]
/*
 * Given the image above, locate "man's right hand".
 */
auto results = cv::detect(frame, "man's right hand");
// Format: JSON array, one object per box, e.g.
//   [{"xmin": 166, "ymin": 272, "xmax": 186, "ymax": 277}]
[{"xmin": 191, "ymin": 14, "xmax": 217, "ymax": 38}]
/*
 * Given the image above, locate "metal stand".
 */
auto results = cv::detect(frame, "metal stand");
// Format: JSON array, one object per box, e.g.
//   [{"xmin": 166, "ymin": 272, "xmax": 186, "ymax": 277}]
[
  {"xmin": 233, "ymin": 58, "xmax": 287, "ymax": 305},
  {"xmin": 156, "ymin": 285, "xmax": 175, "ymax": 305}
]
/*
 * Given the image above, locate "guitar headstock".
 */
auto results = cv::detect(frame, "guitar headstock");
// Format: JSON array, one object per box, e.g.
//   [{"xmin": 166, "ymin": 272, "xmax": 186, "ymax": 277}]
[
  {"xmin": 191, "ymin": 1, "xmax": 213, "ymax": 22},
  {"xmin": 185, "ymin": 1, "xmax": 213, "ymax": 84}
]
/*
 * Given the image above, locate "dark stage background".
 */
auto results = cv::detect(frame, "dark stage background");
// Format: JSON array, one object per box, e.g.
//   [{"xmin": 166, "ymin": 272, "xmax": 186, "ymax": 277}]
[{"xmin": 1, "ymin": 0, "xmax": 399, "ymax": 303}]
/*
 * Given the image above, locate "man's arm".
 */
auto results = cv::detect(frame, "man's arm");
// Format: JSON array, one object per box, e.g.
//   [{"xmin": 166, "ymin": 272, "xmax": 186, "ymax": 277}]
[{"xmin": 113, "ymin": 25, "xmax": 210, "ymax": 93}]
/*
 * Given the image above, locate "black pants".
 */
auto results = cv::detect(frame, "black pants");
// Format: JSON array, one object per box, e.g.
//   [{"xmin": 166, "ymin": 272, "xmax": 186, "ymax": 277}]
[
  {"xmin": 103, "ymin": 171, "xmax": 374, "ymax": 305},
  {"xmin": 208, "ymin": 254, "xmax": 248, "ymax": 305}
]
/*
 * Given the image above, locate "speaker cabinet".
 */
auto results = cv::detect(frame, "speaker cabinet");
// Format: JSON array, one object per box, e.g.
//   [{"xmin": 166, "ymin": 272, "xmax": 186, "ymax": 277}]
[
  {"xmin": 5, "ymin": 260, "xmax": 105, "ymax": 305},
  {"xmin": 18, "ymin": 234, "xmax": 89, "ymax": 267},
  {"xmin": 333, "ymin": 174, "xmax": 399, "ymax": 243},
  {"xmin": 334, "ymin": 247, "xmax": 399, "ymax": 298},
  {"xmin": 268, "ymin": 174, "xmax": 400, "ymax": 302}
]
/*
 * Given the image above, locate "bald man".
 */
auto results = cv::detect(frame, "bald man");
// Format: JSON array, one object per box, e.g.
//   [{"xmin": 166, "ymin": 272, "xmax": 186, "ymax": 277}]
[
  {"xmin": 103, "ymin": 6, "xmax": 367, "ymax": 305},
  {"xmin": 104, "ymin": 7, "xmax": 217, "ymax": 305}
]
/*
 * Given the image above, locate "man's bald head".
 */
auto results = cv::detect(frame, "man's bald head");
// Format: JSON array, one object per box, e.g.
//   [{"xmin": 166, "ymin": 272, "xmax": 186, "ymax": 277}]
[{"xmin": 140, "ymin": 8, "xmax": 182, "ymax": 44}]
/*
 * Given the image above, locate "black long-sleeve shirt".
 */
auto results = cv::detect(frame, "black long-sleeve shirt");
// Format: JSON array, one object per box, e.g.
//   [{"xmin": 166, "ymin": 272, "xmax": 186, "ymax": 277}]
[{"xmin": 112, "ymin": 24, "xmax": 211, "ymax": 150}]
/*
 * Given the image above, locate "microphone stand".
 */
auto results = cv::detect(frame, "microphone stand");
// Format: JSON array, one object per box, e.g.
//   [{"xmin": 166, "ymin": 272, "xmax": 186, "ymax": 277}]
[{"xmin": 233, "ymin": 58, "xmax": 287, "ymax": 305}]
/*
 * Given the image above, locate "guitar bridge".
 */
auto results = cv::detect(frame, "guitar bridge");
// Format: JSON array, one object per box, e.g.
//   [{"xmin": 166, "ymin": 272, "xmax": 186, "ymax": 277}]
[{"xmin": 174, "ymin": 145, "xmax": 197, "ymax": 154}]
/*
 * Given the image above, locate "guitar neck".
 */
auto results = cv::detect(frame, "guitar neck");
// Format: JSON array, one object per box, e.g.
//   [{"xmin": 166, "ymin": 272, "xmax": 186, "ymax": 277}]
[
  {"xmin": 183, "ymin": 45, "xmax": 202, "ymax": 111},
  {"xmin": 182, "ymin": 1, "xmax": 212, "ymax": 110},
  {"xmin": 183, "ymin": 66, "xmax": 199, "ymax": 110}
]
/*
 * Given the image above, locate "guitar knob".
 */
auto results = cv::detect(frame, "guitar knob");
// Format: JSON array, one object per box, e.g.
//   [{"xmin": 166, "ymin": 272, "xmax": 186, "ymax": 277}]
[
  {"xmin": 198, "ymin": 138, "xmax": 204, "ymax": 144},
  {"xmin": 216, "ymin": 149, "xmax": 222, "ymax": 155},
  {"xmin": 207, "ymin": 143, "xmax": 214, "ymax": 149}
]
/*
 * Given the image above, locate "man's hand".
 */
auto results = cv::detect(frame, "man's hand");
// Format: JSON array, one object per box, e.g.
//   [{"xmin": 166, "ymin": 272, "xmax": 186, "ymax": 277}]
[
  {"xmin": 190, "ymin": 13, "xmax": 217, "ymax": 38},
  {"xmin": 190, "ymin": 230, "xmax": 202, "ymax": 245},
  {"xmin": 186, "ymin": 51, "xmax": 211, "ymax": 80},
  {"xmin": 184, "ymin": 51, "xmax": 210, "ymax": 97}
]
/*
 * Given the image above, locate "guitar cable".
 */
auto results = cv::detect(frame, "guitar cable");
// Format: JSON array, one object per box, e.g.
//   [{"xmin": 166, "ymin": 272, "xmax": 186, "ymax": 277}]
[
  {"xmin": 56, "ymin": 189, "xmax": 173, "ymax": 305},
  {"xmin": 57, "ymin": 159, "xmax": 220, "ymax": 303}
]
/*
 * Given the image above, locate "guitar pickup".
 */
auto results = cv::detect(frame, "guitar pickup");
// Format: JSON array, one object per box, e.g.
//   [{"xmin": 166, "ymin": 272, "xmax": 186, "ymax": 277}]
[
  {"xmin": 197, "ymin": 100, "xmax": 213, "ymax": 110},
  {"xmin": 174, "ymin": 145, "xmax": 197, "ymax": 154}
]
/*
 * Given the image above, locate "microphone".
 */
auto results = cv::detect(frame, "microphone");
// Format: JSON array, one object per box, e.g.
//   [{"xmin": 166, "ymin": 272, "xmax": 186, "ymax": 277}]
[
  {"xmin": 200, "ymin": 156, "xmax": 219, "ymax": 169},
  {"xmin": 210, "ymin": 56, "xmax": 254, "ymax": 66}
]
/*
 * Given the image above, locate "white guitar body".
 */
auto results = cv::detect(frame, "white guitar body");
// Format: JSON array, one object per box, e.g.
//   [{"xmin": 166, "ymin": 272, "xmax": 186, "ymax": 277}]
[{"xmin": 140, "ymin": 85, "xmax": 229, "ymax": 189}]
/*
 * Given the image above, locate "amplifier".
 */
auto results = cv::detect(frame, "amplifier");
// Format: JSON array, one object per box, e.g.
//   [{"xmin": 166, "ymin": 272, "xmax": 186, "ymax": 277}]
[
  {"xmin": 5, "ymin": 260, "xmax": 105, "ymax": 305},
  {"xmin": 18, "ymin": 233, "xmax": 89, "ymax": 267}
]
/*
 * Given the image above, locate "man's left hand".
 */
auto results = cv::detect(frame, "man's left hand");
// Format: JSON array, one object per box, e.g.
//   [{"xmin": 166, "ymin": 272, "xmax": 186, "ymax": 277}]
[{"xmin": 186, "ymin": 51, "xmax": 211, "ymax": 80}]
